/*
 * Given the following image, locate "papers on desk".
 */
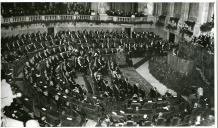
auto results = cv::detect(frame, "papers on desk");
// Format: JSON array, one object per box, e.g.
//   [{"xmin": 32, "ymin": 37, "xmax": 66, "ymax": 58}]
[
  {"xmin": 132, "ymin": 100, "xmax": 137, "ymax": 103},
  {"xmin": 120, "ymin": 111, "xmax": 125, "ymax": 114},
  {"xmin": 67, "ymin": 117, "xmax": 72, "ymax": 120},
  {"xmin": 41, "ymin": 107, "xmax": 46, "ymax": 111},
  {"xmin": 158, "ymin": 98, "xmax": 162, "ymax": 101}
]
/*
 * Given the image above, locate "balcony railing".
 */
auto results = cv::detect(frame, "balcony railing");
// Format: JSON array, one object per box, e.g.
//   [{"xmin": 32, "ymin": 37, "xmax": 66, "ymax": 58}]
[{"xmin": 1, "ymin": 14, "xmax": 151, "ymax": 25}]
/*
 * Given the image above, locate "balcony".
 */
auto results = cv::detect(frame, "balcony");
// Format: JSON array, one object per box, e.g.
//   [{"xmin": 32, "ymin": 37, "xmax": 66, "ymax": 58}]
[{"xmin": 1, "ymin": 14, "xmax": 154, "ymax": 27}]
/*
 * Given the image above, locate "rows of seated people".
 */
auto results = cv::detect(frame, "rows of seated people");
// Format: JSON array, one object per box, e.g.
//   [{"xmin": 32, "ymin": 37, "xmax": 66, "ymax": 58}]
[
  {"xmin": 94, "ymin": 89, "xmax": 214, "ymax": 126},
  {"xmin": 2, "ymin": 93, "xmax": 35, "ymax": 126},
  {"xmin": 2, "ymin": 32, "xmax": 97, "ymax": 126},
  {"xmin": 106, "ymin": 10, "xmax": 145, "ymax": 17},
  {"xmin": 1, "ymin": 3, "xmax": 92, "ymax": 18},
  {"xmin": 22, "ymin": 43, "xmax": 100, "ymax": 126},
  {"xmin": 80, "ymin": 47, "xmax": 211, "ymax": 126},
  {"xmin": 1, "ymin": 30, "xmax": 174, "ymax": 64},
  {"xmin": 88, "ymin": 58, "xmax": 189, "ymax": 126},
  {"xmin": 91, "ymin": 60, "xmax": 147, "ymax": 101},
  {"xmin": 2, "ymin": 30, "xmax": 176, "ymax": 126},
  {"xmin": 78, "ymin": 43, "xmax": 213, "ymax": 126},
  {"xmin": 191, "ymin": 34, "xmax": 214, "ymax": 53}
]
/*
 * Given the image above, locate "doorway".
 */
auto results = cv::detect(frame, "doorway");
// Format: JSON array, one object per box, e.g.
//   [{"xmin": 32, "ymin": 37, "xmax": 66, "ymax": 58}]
[
  {"xmin": 169, "ymin": 32, "xmax": 175, "ymax": 43},
  {"xmin": 125, "ymin": 28, "xmax": 131, "ymax": 37},
  {"xmin": 47, "ymin": 27, "xmax": 54, "ymax": 35}
]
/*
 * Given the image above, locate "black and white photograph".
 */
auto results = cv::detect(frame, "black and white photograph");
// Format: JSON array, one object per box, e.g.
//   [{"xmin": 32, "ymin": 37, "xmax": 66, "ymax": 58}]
[{"xmin": 0, "ymin": 0, "xmax": 216, "ymax": 127}]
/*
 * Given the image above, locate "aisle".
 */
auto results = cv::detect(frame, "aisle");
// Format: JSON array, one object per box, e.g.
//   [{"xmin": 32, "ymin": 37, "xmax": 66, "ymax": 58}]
[
  {"xmin": 136, "ymin": 61, "xmax": 177, "ymax": 96},
  {"xmin": 120, "ymin": 67, "xmax": 152, "ymax": 93}
]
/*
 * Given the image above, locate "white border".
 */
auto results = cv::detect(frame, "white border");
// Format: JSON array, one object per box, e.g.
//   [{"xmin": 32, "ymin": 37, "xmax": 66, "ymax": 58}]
[
  {"xmin": 0, "ymin": 0, "xmax": 217, "ymax": 128},
  {"xmin": 0, "ymin": 0, "xmax": 216, "ymax": 2}
]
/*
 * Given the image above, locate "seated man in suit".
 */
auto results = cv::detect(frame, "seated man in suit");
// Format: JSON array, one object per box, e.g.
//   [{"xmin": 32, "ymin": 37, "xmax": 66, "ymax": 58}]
[
  {"xmin": 77, "ymin": 56, "xmax": 88, "ymax": 74},
  {"xmin": 149, "ymin": 87, "xmax": 158, "ymax": 99},
  {"xmin": 139, "ymin": 114, "xmax": 151, "ymax": 126},
  {"xmin": 133, "ymin": 83, "xmax": 139, "ymax": 95},
  {"xmin": 124, "ymin": 115, "xmax": 136, "ymax": 126}
]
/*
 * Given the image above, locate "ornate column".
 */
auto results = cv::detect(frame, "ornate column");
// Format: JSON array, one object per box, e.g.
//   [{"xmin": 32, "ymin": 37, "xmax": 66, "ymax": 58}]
[
  {"xmin": 147, "ymin": 3, "xmax": 155, "ymax": 21},
  {"xmin": 137, "ymin": 3, "xmax": 144, "ymax": 13},
  {"xmin": 91, "ymin": 2, "xmax": 109, "ymax": 15},
  {"xmin": 198, "ymin": 3, "xmax": 210, "ymax": 24},
  {"xmin": 91, "ymin": 2, "xmax": 99, "ymax": 14},
  {"xmin": 193, "ymin": 3, "xmax": 210, "ymax": 36},
  {"xmin": 137, "ymin": 3, "xmax": 155, "ymax": 21},
  {"xmin": 168, "ymin": 3, "xmax": 174, "ymax": 17},
  {"xmin": 137, "ymin": 3, "xmax": 154, "ymax": 15},
  {"xmin": 91, "ymin": 2, "xmax": 110, "ymax": 21},
  {"xmin": 49, "ymin": 2, "xmax": 53, "ymax": 7},
  {"xmin": 98, "ymin": 2, "xmax": 109, "ymax": 15},
  {"xmin": 158, "ymin": 3, "xmax": 162, "ymax": 16},
  {"xmin": 166, "ymin": 3, "xmax": 174, "ymax": 25},
  {"xmin": 181, "ymin": 3, "xmax": 190, "ymax": 22},
  {"xmin": 13, "ymin": 3, "xmax": 16, "ymax": 8},
  {"xmin": 207, "ymin": 3, "xmax": 214, "ymax": 22}
]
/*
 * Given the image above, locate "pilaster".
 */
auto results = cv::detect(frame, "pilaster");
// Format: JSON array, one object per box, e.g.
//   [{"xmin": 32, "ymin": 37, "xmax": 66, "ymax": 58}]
[
  {"xmin": 193, "ymin": 3, "xmax": 210, "ymax": 36},
  {"xmin": 181, "ymin": 3, "xmax": 190, "ymax": 22}
]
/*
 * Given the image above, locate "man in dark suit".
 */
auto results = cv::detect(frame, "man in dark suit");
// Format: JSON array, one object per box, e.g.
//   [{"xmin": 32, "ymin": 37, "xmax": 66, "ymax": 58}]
[{"xmin": 133, "ymin": 83, "xmax": 139, "ymax": 95}]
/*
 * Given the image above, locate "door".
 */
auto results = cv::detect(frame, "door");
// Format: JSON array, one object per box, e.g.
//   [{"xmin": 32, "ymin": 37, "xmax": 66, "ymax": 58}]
[
  {"xmin": 125, "ymin": 28, "xmax": 131, "ymax": 37},
  {"xmin": 47, "ymin": 27, "xmax": 54, "ymax": 35},
  {"xmin": 169, "ymin": 33, "xmax": 175, "ymax": 43}
]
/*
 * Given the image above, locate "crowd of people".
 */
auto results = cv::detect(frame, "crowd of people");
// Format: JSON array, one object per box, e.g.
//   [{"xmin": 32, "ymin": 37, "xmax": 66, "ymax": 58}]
[
  {"xmin": 1, "ymin": 3, "xmax": 149, "ymax": 18},
  {"xmin": 106, "ymin": 10, "xmax": 145, "ymax": 17},
  {"xmin": 1, "ymin": 30, "xmax": 173, "ymax": 64},
  {"xmin": 1, "ymin": 3, "xmax": 92, "ymax": 18},
  {"xmin": 1, "ymin": 30, "xmax": 214, "ymax": 126},
  {"xmin": 191, "ymin": 33, "xmax": 214, "ymax": 54}
]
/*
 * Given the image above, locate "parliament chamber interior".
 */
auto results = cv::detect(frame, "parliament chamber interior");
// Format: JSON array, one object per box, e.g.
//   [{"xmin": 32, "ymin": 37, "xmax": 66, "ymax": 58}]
[{"xmin": 0, "ymin": 2, "xmax": 215, "ymax": 127}]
